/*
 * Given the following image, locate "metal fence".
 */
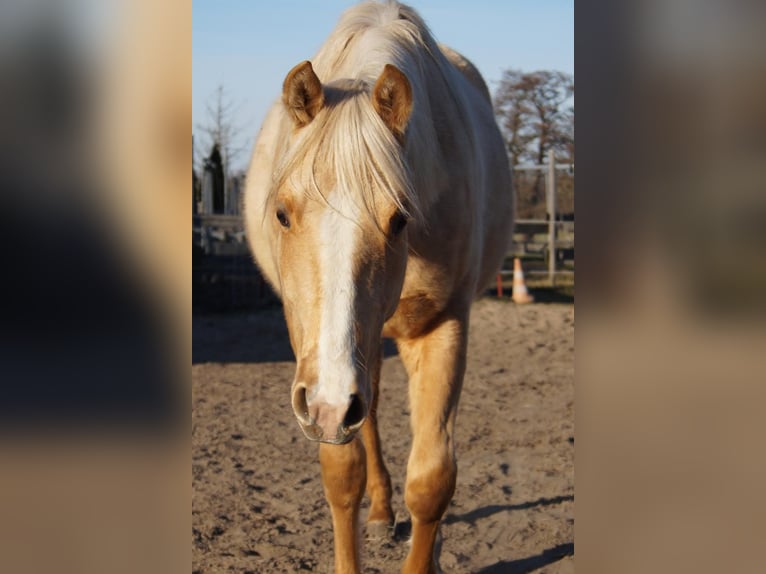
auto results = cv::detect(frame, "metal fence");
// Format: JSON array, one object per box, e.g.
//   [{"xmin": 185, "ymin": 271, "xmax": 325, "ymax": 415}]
[
  {"xmin": 507, "ymin": 150, "xmax": 575, "ymax": 284},
  {"xmin": 192, "ymin": 152, "xmax": 573, "ymax": 311},
  {"xmin": 192, "ymin": 215, "xmax": 277, "ymax": 312}
]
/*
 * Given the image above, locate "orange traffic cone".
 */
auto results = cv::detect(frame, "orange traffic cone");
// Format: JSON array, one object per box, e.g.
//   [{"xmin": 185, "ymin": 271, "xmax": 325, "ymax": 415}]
[{"xmin": 512, "ymin": 258, "xmax": 534, "ymax": 304}]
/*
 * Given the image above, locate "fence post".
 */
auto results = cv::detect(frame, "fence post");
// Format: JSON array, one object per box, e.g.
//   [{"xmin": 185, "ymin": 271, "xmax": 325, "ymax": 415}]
[{"xmin": 547, "ymin": 149, "xmax": 556, "ymax": 284}]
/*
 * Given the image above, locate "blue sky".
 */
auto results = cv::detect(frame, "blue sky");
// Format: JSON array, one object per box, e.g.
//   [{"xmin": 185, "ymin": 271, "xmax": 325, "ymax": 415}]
[{"xmin": 193, "ymin": 0, "xmax": 573, "ymax": 171}]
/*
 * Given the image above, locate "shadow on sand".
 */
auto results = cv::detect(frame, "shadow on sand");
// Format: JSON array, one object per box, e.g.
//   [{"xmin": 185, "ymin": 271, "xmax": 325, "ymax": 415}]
[
  {"xmin": 442, "ymin": 494, "xmax": 574, "ymax": 526},
  {"xmin": 476, "ymin": 542, "xmax": 573, "ymax": 573},
  {"xmin": 193, "ymin": 306, "xmax": 399, "ymax": 365}
]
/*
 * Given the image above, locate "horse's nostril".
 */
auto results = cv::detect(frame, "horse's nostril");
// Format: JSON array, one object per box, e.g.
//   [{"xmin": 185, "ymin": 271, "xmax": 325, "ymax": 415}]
[
  {"xmin": 292, "ymin": 384, "xmax": 311, "ymax": 425},
  {"xmin": 343, "ymin": 394, "xmax": 366, "ymax": 430}
]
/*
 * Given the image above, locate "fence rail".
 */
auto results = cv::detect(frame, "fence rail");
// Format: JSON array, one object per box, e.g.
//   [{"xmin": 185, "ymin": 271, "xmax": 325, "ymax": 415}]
[
  {"xmin": 193, "ymin": 215, "xmax": 275, "ymax": 312},
  {"xmin": 192, "ymin": 150, "xmax": 574, "ymax": 311},
  {"xmin": 508, "ymin": 151, "xmax": 575, "ymax": 283}
]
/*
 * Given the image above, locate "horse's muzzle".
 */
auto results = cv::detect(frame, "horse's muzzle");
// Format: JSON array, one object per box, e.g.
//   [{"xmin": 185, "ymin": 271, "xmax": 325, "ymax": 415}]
[{"xmin": 291, "ymin": 385, "xmax": 367, "ymax": 444}]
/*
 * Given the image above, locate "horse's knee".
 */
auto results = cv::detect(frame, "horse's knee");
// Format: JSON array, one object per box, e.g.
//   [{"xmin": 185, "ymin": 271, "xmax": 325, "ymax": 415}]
[{"xmin": 405, "ymin": 453, "xmax": 456, "ymax": 524}]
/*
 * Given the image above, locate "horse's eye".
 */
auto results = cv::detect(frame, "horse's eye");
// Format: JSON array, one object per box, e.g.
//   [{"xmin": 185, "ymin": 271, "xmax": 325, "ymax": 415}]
[
  {"xmin": 276, "ymin": 208, "xmax": 290, "ymax": 229},
  {"xmin": 390, "ymin": 211, "xmax": 408, "ymax": 236}
]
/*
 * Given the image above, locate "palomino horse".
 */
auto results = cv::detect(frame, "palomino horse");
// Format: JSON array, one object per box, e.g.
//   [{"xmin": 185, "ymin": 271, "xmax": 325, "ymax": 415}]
[{"xmin": 245, "ymin": 1, "xmax": 512, "ymax": 572}]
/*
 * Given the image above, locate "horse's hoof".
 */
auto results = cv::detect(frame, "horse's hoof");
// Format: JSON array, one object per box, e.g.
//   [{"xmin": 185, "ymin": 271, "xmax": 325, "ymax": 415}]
[{"xmin": 365, "ymin": 519, "xmax": 394, "ymax": 541}]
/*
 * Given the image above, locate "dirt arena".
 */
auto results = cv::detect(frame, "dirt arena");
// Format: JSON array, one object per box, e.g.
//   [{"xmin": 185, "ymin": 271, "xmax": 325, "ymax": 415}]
[{"xmin": 193, "ymin": 297, "xmax": 574, "ymax": 573}]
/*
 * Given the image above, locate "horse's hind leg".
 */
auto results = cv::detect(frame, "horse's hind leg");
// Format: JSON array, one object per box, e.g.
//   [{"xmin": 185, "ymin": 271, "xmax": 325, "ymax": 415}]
[
  {"xmin": 361, "ymin": 347, "xmax": 394, "ymax": 538},
  {"xmin": 320, "ymin": 438, "xmax": 366, "ymax": 574},
  {"xmin": 397, "ymin": 314, "xmax": 468, "ymax": 574}
]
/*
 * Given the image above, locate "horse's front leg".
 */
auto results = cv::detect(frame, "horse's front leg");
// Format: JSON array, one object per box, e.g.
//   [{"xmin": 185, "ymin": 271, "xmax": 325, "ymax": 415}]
[
  {"xmin": 397, "ymin": 314, "xmax": 468, "ymax": 574},
  {"xmin": 319, "ymin": 438, "xmax": 366, "ymax": 574},
  {"xmin": 361, "ymin": 346, "xmax": 395, "ymax": 538}
]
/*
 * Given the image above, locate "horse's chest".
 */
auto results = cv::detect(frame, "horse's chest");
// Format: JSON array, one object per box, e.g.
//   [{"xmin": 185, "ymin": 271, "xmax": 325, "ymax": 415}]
[{"xmin": 383, "ymin": 291, "xmax": 442, "ymax": 340}]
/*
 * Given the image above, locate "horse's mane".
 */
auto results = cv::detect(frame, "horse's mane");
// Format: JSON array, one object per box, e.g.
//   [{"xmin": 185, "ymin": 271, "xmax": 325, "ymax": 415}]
[{"xmin": 270, "ymin": 1, "xmax": 471, "ymax": 230}]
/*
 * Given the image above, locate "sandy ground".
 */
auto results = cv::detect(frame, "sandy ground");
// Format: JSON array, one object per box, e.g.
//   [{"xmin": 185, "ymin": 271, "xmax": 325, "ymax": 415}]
[{"xmin": 193, "ymin": 297, "xmax": 574, "ymax": 573}]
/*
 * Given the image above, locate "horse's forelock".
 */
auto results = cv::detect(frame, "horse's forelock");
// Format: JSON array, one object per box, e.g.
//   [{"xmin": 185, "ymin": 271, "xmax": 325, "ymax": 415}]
[{"xmin": 270, "ymin": 86, "xmax": 420, "ymax": 234}]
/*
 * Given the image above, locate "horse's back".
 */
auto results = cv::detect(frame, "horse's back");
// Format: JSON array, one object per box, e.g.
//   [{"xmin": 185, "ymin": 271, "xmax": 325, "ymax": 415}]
[
  {"xmin": 430, "ymin": 44, "xmax": 513, "ymax": 299},
  {"xmin": 439, "ymin": 44, "xmax": 492, "ymax": 105}
]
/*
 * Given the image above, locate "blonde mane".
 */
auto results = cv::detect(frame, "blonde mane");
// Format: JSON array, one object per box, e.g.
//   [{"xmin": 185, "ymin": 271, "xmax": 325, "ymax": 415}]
[{"xmin": 269, "ymin": 0, "xmax": 480, "ymax": 229}]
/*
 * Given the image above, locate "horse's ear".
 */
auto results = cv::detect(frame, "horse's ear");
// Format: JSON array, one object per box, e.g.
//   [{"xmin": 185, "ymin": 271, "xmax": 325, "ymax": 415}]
[
  {"xmin": 372, "ymin": 64, "xmax": 413, "ymax": 143},
  {"xmin": 282, "ymin": 61, "xmax": 324, "ymax": 128}
]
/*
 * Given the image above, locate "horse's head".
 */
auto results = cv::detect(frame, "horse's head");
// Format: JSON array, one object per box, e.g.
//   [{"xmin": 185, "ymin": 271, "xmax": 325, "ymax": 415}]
[{"xmin": 272, "ymin": 61, "xmax": 415, "ymax": 444}]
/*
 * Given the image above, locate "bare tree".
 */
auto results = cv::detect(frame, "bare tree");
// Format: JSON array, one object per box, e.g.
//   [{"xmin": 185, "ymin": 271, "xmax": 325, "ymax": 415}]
[
  {"xmin": 494, "ymin": 70, "xmax": 574, "ymax": 218},
  {"xmin": 194, "ymin": 85, "xmax": 248, "ymax": 182},
  {"xmin": 526, "ymin": 71, "xmax": 574, "ymax": 164},
  {"xmin": 493, "ymin": 69, "xmax": 536, "ymax": 168},
  {"xmin": 494, "ymin": 69, "xmax": 574, "ymax": 165}
]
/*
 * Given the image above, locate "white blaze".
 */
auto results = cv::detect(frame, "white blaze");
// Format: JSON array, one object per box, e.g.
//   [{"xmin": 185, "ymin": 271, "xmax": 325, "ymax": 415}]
[{"xmin": 315, "ymin": 194, "xmax": 360, "ymax": 407}]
